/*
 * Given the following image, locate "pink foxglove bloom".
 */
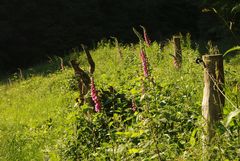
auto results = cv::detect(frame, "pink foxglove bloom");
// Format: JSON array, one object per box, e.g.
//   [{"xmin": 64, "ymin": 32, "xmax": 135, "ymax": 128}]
[
  {"xmin": 90, "ymin": 77, "xmax": 101, "ymax": 112},
  {"xmin": 140, "ymin": 49, "xmax": 149, "ymax": 78},
  {"xmin": 173, "ymin": 57, "xmax": 181, "ymax": 69},
  {"xmin": 132, "ymin": 99, "xmax": 137, "ymax": 112},
  {"xmin": 143, "ymin": 28, "xmax": 151, "ymax": 46}
]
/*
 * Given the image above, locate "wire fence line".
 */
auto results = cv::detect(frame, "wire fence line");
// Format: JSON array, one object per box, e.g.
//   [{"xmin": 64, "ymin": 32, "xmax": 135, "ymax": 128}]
[
  {"xmin": 206, "ymin": 70, "xmax": 237, "ymax": 109},
  {"xmin": 198, "ymin": 61, "xmax": 238, "ymax": 110}
]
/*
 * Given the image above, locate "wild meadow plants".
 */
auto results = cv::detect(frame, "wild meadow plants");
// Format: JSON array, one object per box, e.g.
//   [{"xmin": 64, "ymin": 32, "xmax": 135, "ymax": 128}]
[{"xmin": 0, "ymin": 33, "xmax": 239, "ymax": 160}]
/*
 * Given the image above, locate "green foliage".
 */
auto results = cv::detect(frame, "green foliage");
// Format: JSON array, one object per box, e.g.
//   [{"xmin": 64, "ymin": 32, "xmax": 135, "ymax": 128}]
[
  {"xmin": 232, "ymin": 3, "xmax": 240, "ymax": 13},
  {"xmin": 201, "ymin": 1, "xmax": 240, "ymax": 44},
  {"xmin": 0, "ymin": 36, "xmax": 239, "ymax": 160},
  {"xmin": 226, "ymin": 109, "xmax": 240, "ymax": 127}
]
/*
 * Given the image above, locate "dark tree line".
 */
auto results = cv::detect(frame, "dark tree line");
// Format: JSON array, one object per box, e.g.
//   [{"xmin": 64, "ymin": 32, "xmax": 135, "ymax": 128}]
[{"xmin": 0, "ymin": 0, "xmax": 239, "ymax": 72}]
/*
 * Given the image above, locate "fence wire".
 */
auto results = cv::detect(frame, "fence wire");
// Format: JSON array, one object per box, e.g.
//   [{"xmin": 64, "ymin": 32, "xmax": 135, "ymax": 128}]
[{"xmin": 198, "ymin": 61, "xmax": 238, "ymax": 109}]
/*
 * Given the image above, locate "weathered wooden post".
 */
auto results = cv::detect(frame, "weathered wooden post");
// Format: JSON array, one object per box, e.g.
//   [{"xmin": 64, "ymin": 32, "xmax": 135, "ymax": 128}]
[
  {"xmin": 202, "ymin": 54, "xmax": 225, "ymax": 143},
  {"xmin": 71, "ymin": 45, "xmax": 95, "ymax": 106},
  {"xmin": 81, "ymin": 44, "xmax": 95, "ymax": 74},
  {"xmin": 8, "ymin": 78, "xmax": 12, "ymax": 86},
  {"xmin": 59, "ymin": 57, "xmax": 64, "ymax": 70},
  {"xmin": 173, "ymin": 35, "xmax": 182, "ymax": 69},
  {"xmin": 71, "ymin": 60, "xmax": 91, "ymax": 105},
  {"xmin": 17, "ymin": 68, "xmax": 23, "ymax": 80}
]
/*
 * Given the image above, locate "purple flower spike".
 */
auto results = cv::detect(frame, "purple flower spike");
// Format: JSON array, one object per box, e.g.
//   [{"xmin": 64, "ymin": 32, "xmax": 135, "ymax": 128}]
[
  {"xmin": 141, "ymin": 26, "xmax": 151, "ymax": 47},
  {"xmin": 90, "ymin": 77, "xmax": 101, "ymax": 112},
  {"xmin": 132, "ymin": 99, "xmax": 137, "ymax": 112},
  {"xmin": 140, "ymin": 49, "xmax": 149, "ymax": 78}
]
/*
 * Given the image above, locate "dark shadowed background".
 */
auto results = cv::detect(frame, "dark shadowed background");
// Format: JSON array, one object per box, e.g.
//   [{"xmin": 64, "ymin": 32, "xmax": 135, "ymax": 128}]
[{"xmin": 0, "ymin": 0, "xmax": 239, "ymax": 73}]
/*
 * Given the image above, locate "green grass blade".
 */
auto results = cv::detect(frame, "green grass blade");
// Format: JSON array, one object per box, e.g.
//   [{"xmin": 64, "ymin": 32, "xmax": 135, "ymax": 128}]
[
  {"xmin": 225, "ymin": 109, "xmax": 240, "ymax": 127},
  {"xmin": 232, "ymin": 4, "xmax": 240, "ymax": 13},
  {"xmin": 223, "ymin": 46, "xmax": 240, "ymax": 57},
  {"xmin": 132, "ymin": 27, "xmax": 144, "ymax": 43}
]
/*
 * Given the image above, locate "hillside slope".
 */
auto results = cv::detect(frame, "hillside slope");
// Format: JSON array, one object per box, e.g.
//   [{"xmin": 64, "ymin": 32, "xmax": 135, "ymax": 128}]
[{"xmin": 0, "ymin": 38, "xmax": 239, "ymax": 160}]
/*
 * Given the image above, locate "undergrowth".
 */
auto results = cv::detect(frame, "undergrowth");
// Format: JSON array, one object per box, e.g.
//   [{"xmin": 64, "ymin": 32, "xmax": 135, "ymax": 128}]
[{"xmin": 0, "ymin": 36, "xmax": 239, "ymax": 160}]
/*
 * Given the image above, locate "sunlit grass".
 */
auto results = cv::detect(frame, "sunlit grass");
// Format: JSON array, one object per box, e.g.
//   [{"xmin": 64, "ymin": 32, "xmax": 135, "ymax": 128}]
[{"xmin": 0, "ymin": 37, "xmax": 239, "ymax": 160}]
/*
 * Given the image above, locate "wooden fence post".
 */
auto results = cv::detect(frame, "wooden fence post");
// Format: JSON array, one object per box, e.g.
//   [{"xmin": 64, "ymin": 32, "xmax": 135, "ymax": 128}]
[
  {"xmin": 71, "ymin": 60, "xmax": 91, "ymax": 106},
  {"xmin": 59, "ymin": 57, "xmax": 64, "ymax": 70},
  {"xmin": 17, "ymin": 68, "xmax": 23, "ymax": 80},
  {"xmin": 71, "ymin": 45, "xmax": 96, "ymax": 106},
  {"xmin": 8, "ymin": 78, "xmax": 12, "ymax": 86},
  {"xmin": 202, "ymin": 54, "xmax": 225, "ymax": 143},
  {"xmin": 173, "ymin": 36, "xmax": 182, "ymax": 69}
]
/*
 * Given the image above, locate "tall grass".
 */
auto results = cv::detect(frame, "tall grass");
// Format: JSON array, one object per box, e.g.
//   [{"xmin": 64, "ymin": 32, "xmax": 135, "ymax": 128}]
[{"xmin": 0, "ymin": 36, "xmax": 239, "ymax": 160}]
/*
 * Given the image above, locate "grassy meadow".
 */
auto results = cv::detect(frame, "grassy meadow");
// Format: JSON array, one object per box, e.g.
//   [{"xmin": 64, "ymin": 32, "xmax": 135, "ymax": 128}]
[{"xmin": 0, "ymin": 36, "xmax": 239, "ymax": 160}]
